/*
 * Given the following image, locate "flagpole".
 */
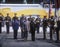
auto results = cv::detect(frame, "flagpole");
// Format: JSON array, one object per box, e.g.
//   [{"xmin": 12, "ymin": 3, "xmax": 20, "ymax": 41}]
[
  {"xmin": 43, "ymin": 0, "xmax": 45, "ymax": 7},
  {"xmin": 49, "ymin": 0, "xmax": 51, "ymax": 18},
  {"xmin": 54, "ymin": 0, "xmax": 57, "ymax": 17}
]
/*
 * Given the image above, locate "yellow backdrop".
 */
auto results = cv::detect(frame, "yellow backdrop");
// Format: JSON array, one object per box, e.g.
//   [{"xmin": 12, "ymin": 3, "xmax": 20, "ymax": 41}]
[{"xmin": 0, "ymin": 8, "xmax": 55, "ymax": 18}]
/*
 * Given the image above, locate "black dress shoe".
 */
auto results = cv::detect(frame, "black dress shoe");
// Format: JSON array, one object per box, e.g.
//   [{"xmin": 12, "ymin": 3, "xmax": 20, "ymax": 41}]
[
  {"xmin": 14, "ymin": 38, "xmax": 17, "ymax": 39},
  {"xmin": 43, "ymin": 38, "xmax": 46, "ymax": 40}
]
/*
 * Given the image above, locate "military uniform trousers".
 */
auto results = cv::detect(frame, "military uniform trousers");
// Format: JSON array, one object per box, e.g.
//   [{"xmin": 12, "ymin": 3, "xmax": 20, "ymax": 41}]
[
  {"xmin": 55, "ymin": 27, "xmax": 59, "ymax": 41},
  {"xmin": 43, "ymin": 26, "xmax": 47, "ymax": 39},
  {"xmin": 14, "ymin": 30, "xmax": 18, "ymax": 39},
  {"xmin": 50, "ymin": 26, "xmax": 54, "ymax": 40},
  {"xmin": 21, "ymin": 29, "xmax": 25, "ymax": 38},
  {"xmin": 31, "ymin": 31, "xmax": 35, "ymax": 41},
  {"xmin": 24, "ymin": 31, "xmax": 28, "ymax": 40},
  {"xmin": 36, "ymin": 26, "xmax": 40, "ymax": 33},
  {"xmin": 6, "ymin": 25, "xmax": 10, "ymax": 34}
]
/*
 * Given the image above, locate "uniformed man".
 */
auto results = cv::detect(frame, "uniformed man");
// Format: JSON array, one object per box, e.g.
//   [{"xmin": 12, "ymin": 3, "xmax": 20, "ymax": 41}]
[
  {"xmin": 20, "ymin": 14, "xmax": 25, "ymax": 38},
  {"xmin": 43, "ymin": 16, "xmax": 48, "ymax": 39},
  {"xmin": 22, "ymin": 17, "xmax": 29, "ymax": 40},
  {"xmin": 12, "ymin": 13, "xmax": 19, "ymax": 39},
  {"xmin": 30, "ymin": 18, "xmax": 35, "ymax": 41},
  {"xmin": 35, "ymin": 15, "xmax": 41, "ymax": 33},
  {"xmin": 28, "ymin": 15, "xmax": 32, "ymax": 33},
  {"xmin": 1, "ymin": 15, "xmax": 5, "ymax": 27},
  {"xmin": 0, "ymin": 13, "xmax": 3, "ymax": 33},
  {"xmin": 5, "ymin": 13, "xmax": 11, "ymax": 34},
  {"xmin": 49, "ymin": 16, "xmax": 55, "ymax": 40}
]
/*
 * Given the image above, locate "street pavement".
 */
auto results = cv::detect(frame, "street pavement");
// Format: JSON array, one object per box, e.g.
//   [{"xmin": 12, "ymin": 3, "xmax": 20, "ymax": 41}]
[{"xmin": 0, "ymin": 32, "xmax": 60, "ymax": 47}]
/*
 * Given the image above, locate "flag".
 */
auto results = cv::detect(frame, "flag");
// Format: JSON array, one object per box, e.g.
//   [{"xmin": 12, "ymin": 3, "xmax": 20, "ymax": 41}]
[
  {"xmin": 55, "ymin": 0, "xmax": 60, "ymax": 9},
  {"xmin": 49, "ymin": 1, "xmax": 52, "ymax": 17},
  {"xmin": 55, "ymin": 0, "xmax": 60, "ymax": 16}
]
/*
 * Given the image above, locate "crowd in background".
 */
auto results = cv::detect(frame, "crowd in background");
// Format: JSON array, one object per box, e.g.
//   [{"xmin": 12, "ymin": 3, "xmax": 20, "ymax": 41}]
[{"xmin": 0, "ymin": 13, "xmax": 60, "ymax": 42}]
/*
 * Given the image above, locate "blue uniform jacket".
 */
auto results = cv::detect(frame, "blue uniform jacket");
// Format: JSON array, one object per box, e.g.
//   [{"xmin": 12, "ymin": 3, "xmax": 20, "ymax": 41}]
[{"xmin": 12, "ymin": 20, "xmax": 19, "ymax": 30}]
